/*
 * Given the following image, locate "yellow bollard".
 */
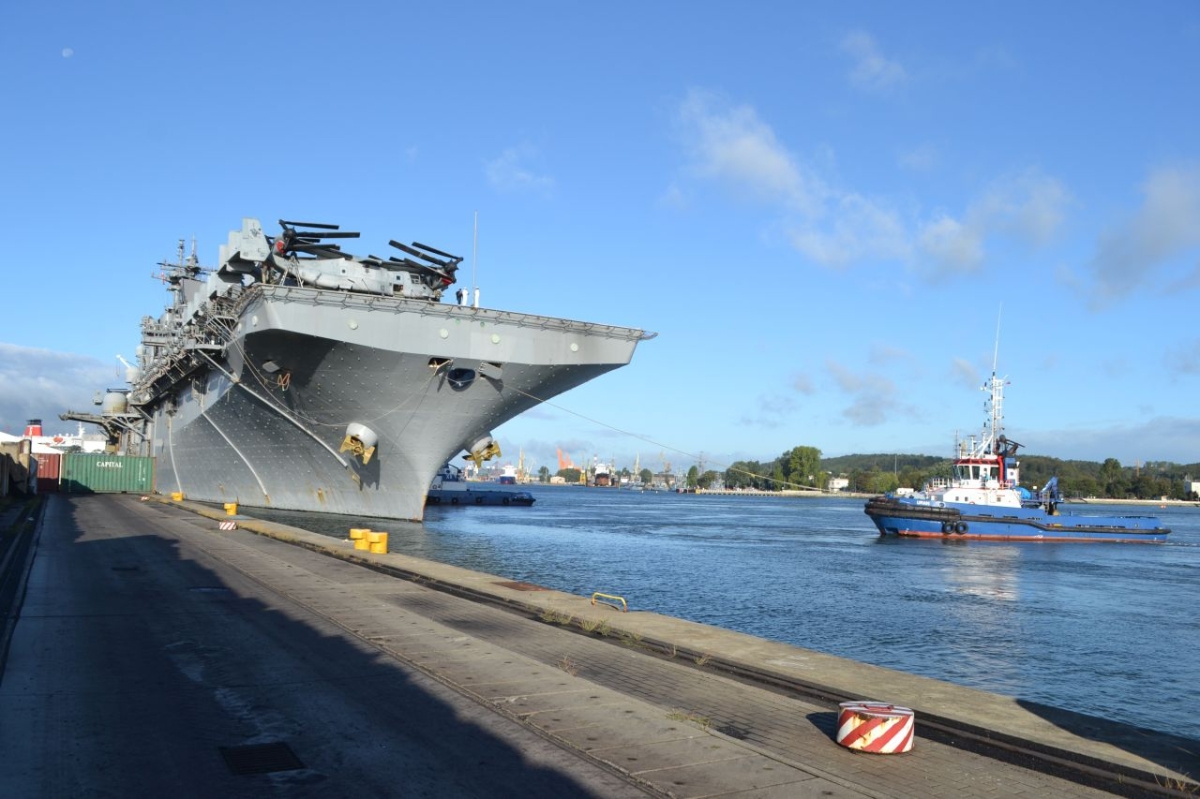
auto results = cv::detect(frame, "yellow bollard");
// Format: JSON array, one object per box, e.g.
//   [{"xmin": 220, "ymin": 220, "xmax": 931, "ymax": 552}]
[
  {"xmin": 170, "ymin": 492, "xmax": 184, "ymax": 502},
  {"xmin": 224, "ymin": 502, "xmax": 238, "ymax": 516},
  {"xmin": 367, "ymin": 531, "xmax": 389, "ymax": 554},
  {"xmin": 354, "ymin": 538, "xmax": 370, "ymax": 550},
  {"xmin": 349, "ymin": 528, "xmax": 369, "ymax": 540}
]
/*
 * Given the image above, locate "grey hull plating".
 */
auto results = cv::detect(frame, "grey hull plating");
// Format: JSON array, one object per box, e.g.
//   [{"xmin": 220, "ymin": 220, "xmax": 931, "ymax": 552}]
[{"xmin": 152, "ymin": 284, "xmax": 644, "ymax": 520}]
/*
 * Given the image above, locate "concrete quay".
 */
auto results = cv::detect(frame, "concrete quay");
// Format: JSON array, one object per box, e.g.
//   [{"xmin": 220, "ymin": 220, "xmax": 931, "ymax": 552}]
[{"xmin": 1, "ymin": 494, "xmax": 1195, "ymax": 798}]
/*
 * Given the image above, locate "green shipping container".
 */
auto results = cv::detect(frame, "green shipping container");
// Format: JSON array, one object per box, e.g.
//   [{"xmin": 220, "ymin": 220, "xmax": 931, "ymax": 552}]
[{"xmin": 61, "ymin": 453, "xmax": 156, "ymax": 494}]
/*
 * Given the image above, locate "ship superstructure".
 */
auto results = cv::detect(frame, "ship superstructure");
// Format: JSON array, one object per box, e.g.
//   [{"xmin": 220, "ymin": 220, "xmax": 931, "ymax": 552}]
[{"xmin": 69, "ymin": 218, "xmax": 651, "ymax": 520}]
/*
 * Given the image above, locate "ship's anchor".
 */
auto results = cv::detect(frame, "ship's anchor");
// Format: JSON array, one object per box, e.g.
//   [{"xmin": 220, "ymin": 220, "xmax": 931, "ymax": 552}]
[
  {"xmin": 463, "ymin": 434, "xmax": 501, "ymax": 467},
  {"xmin": 340, "ymin": 422, "xmax": 378, "ymax": 465}
]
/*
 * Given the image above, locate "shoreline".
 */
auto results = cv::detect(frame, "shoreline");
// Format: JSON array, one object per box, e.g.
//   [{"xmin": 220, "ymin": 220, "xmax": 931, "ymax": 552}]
[
  {"xmin": 1062, "ymin": 497, "xmax": 1199, "ymax": 506},
  {"xmin": 681, "ymin": 487, "xmax": 1198, "ymax": 506}
]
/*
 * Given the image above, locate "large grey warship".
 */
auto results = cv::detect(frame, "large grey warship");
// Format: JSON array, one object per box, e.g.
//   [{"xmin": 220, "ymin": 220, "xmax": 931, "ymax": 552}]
[{"xmin": 68, "ymin": 218, "xmax": 651, "ymax": 520}]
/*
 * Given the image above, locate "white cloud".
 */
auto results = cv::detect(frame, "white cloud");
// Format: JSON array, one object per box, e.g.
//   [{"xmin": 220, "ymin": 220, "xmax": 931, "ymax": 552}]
[
  {"xmin": 842, "ymin": 395, "xmax": 892, "ymax": 426},
  {"xmin": 917, "ymin": 214, "xmax": 984, "ymax": 275},
  {"xmin": 1081, "ymin": 164, "xmax": 1200, "ymax": 310},
  {"xmin": 0, "ymin": 343, "xmax": 113, "ymax": 435},
  {"xmin": 785, "ymin": 192, "xmax": 910, "ymax": 266},
  {"xmin": 916, "ymin": 170, "xmax": 1069, "ymax": 277},
  {"xmin": 791, "ymin": 372, "xmax": 815, "ymax": 394},
  {"xmin": 738, "ymin": 392, "xmax": 796, "ymax": 428},
  {"xmin": 676, "ymin": 90, "xmax": 910, "ymax": 267},
  {"xmin": 677, "ymin": 89, "xmax": 818, "ymax": 214},
  {"xmin": 867, "ymin": 342, "xmax": 911, "ymax": 366},
  {"xmin": 826, "ymin": 360, "xmax": 862, "ymax": 392},
  {"xmin": 973, "ymin": 46, "xmax": 1019, "ymax": 74},
  {"xmin": 898, "ymin": 144, "xmax": 937, "ymax": 172},
  {"xmin": 1169, "ymin": 339, "xmax": 1200, "ymax": 375},
  {"xmin": 950, "ymin": 357, "xmax": 980, "ymax": 390},
  {"xmin": 1033, "ymin": 417, "xmax": 1200, "ymax": 464},
  {"xmin": 656, "ymin": 183, "xmax": 688, "ymax": 210},
  {"xmin": 976, "ymin": 170, "xmax": 1070, "ymax": 246},
  {"xmin": 826, "ymin": 359, "xmax": 900, "ymax": 427},
  {"xmin": 841, "ymin": 31, "xmax": 907, "ymax": 91},
  {"xmin": 673, "ymin": 92, "xmax": 1067, "ymax": 276},
  {"xmin": 484, "ymin": 146, "xmax": 555, "ymax": 194},
  {"xmin": 1165, "ymin": 260, "xmax": 1200, "ymax": 294}
]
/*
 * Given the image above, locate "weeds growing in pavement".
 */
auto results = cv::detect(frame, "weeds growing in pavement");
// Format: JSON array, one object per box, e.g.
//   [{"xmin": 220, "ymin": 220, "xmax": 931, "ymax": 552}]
[
  {"xmin": 1154, "ymin": 773, "xmax": 1198, "ymax": 794},
  {"xmin": 667, "ymin": 709, "xmax": 711, "ymax": 730},
  {"xmin": 539, "ymin": 609, "xmax": 574, "ymax": 626}
]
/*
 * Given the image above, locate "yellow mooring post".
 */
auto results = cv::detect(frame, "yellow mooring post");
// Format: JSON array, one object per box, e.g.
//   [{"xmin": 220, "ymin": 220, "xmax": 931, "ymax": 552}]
[
  {"xmin": 367, "ymin": 531, "xmax": 389, "ymax": 554},
  {"xmin": 223, "ymin": 502, "xmax": 238, "ymax": 516},
  {"xmin": 170, "ymin": 492, "xmax": 184, "ymax": 502},
  {"xmin": 350, "ymin": 528, "xmax": 371, "ymax": 550}
]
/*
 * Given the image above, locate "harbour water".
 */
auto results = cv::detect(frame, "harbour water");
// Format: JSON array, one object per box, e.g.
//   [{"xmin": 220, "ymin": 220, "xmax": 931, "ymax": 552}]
[{"xmin": 250, "ymin": 488, "xmax": 1200, "ymax": 742}]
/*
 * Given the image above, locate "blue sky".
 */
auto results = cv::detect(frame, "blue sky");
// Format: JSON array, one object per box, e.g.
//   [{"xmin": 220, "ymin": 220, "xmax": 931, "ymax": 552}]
[{"xmin": 3, "ymin": 1, "xmax": 1200, "ymax": 476}]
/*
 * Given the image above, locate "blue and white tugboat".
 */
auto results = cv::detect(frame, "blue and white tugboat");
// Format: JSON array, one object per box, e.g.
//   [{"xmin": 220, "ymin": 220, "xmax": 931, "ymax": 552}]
[{"xmin": 864, "ymin": 370, "xmax": 1170, "ymax": 543}]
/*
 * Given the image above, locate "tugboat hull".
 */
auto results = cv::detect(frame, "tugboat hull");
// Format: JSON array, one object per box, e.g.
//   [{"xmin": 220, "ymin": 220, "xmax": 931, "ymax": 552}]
[{"xmin": 865, "ymin": 497, "xmax": 1170, "ymax": 543}]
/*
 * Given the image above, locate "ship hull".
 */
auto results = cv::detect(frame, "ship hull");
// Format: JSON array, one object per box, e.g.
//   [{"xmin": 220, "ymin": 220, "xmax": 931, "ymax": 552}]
[
  {"xmin": 864, "ymin": 497, "xmax": 1170, "ymax": 543},
  {"xmin": 148, "ymin": 285, "xmax": 644, "ymax": 520},
  {"xmin": 425, "ymin": 487, "xmax": 535, "ymax": 507}
]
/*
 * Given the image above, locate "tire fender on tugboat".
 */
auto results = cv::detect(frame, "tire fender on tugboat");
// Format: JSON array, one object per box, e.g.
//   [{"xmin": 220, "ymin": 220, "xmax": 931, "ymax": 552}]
[
  {"xmin": 954, "ymin": 522, "xmax": 968, "ymax": 534},
  {"xmin": 941, "ymin": 521, "xmax": 954, "ymax": 534}
]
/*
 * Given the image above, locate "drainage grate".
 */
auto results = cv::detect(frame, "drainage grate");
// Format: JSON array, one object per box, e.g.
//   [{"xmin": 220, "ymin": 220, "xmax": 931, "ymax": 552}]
[
  {"xmin": 219, "ymin": 742, "xmax": 304, "ymax": 775},
  {"xmin": 493, "ymin": 580, "xmax": 550, "ymax": 592}
]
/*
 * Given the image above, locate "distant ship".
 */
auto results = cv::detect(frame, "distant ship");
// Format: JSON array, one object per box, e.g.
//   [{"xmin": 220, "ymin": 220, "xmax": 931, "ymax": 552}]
[
  {"xmin": 592, "ymin": 456, "xmax": 614, "ymax": 487},
  {"xmin": 67, "ymin": 218, "xmax": 651, "ymax": 520},
  {"xmin": 864, "ymin": 368, "xmax": 1169, "ymax": 543}
]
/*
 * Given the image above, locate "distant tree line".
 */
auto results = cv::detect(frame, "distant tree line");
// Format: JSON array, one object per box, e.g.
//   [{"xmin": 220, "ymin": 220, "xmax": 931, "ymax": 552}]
[
  {"xmin": 724, "ymin": 446, "xmax": 827, "ymax": 491},
  {"xmin": 1016, "ymin": 456, "xmax": 1199, "ymax": 500},
  {"xmin": 720, "ymin": 447, "xmax": 1200, "ymax": 500}
]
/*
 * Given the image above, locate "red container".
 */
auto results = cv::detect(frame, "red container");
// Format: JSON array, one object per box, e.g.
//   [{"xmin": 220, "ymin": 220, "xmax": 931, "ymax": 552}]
[
  {"xmin": 34, "ymin": 452, "xmax": 62, "ymax": 493},
  {"xmin": 34, "ymin": 452, "xmax": 62, "ymax": 479}
]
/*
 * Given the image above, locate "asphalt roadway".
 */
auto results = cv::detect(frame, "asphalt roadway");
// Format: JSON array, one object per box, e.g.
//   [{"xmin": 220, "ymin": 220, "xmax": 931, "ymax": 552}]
[{"xmin": 0, "ymin": 494, "xmax": 1196, "ymax": 798}]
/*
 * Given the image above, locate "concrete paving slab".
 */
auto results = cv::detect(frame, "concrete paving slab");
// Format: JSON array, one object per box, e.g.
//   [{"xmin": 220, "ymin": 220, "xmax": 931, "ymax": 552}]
[
  {"xmin": 589, "ymin": 735, "xmax": 756, "ymax": 772},
  {"xmin": 706, "ymin": 781, "xmax": 875, "ymax": 799},
  {"xmin": 494, "ymin": 687, "xmax": 624, "ymax": 715},
  {"xmin": 632, "ymin": 755, "xmax": 830, "ymax": 798},
  {"xmin": 521, "ymin": 700, "xmax": 648, "ymax": 732},
  {"xmin": 461, "ymin": 675, "xmax": 571, "ymax": 693}
]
